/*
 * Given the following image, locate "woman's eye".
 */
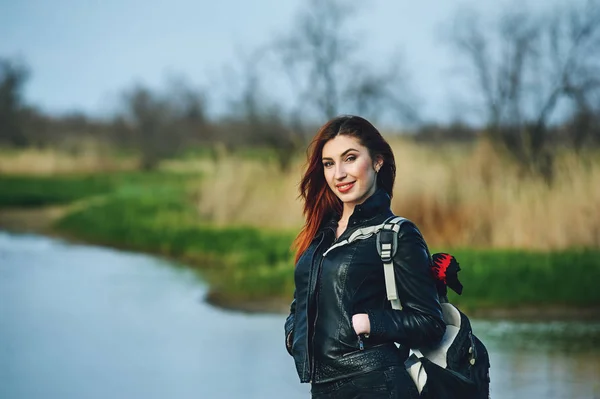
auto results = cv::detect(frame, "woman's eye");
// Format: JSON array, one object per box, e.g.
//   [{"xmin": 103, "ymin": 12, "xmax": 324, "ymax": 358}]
[
  {"xmin": 345, "ymin": 155, "xmax": 356, "ymax": 162},
  {"xmin": 323, "ymin": 161, "xmax": 333, "ymax": 168}
]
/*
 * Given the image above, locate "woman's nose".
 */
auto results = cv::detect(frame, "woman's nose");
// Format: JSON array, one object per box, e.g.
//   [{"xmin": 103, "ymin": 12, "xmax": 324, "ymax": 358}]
[{"xmin": 335, "ymin": 164, "xmax": 347, "ymax": 179}]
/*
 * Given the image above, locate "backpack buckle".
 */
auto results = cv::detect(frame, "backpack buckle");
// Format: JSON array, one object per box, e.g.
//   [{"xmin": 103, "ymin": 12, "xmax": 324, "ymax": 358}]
[{"xmin": 376, "ymin": 228, "xmax": 398, "ymax": 263}]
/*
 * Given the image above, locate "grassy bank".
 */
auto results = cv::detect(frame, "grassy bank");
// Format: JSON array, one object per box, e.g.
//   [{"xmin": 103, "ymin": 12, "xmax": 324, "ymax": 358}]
[
  {"xmin": 1, "ymin": 145, "xmax": 599, "ymax": 316},
  {"xmin": 56, "ymin": 190, "xmax": 600, "ymax": 314},
  {"xmin": 55, "ymin": 192, "xmax": 296, "ymax": 303},
  {"xmin": 0, "ymin": 171, "xmax": 297, "ymax": 309}
]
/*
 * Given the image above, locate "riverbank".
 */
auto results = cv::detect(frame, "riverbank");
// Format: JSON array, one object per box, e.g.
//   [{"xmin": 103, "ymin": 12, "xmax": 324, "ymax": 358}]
[
  {"xmin": 1, "ymin": 172, "xmax": 600, "ymax": 319},
  {"xmin": 0, "ymin": 171, "xmax": 297, "ymax": 312},
  {"xmin": 2, "ymin": 207, "xmax": 599, "ymax": 319},
  {"xmin": 0, "ymin": 206, "xmax": 66, "ymax": 234},
  {"xmin": 0, "ymin": 203, "xmax": 295, "ymax": 314}
]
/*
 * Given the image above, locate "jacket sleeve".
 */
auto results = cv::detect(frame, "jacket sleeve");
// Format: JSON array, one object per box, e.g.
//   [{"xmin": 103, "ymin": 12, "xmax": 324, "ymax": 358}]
[
  {"xmin": 284, "ymin": 292, "xmax": 296, "ymax": 356},
  {"xmin": 366, "ymin": 221, "xmax": 446, "ymax": 349}
]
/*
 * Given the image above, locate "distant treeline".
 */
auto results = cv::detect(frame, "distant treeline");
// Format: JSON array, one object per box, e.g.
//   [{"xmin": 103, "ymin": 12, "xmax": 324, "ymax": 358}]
[{"xmin": 2, "ymin": 0, "xmax": 600, "ymax": 178}]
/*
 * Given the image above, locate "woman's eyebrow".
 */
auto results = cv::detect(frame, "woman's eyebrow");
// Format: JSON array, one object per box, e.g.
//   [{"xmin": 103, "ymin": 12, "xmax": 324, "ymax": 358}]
[{"xmin": 322, "ymin": 148, "xmax": 359, "ymax": 161}]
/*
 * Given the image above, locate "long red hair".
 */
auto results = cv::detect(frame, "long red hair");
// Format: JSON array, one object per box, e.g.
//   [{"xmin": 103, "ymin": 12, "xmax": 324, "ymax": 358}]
[{"xmin": 293, "ymin": 115, "xmax": 396, "ymax": 263}]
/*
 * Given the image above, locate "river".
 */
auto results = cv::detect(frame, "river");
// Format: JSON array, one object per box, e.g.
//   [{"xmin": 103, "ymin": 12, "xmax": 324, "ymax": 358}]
[{"xmin": 0, "ymin": 232, "xmax": 598, "ymax": 399}]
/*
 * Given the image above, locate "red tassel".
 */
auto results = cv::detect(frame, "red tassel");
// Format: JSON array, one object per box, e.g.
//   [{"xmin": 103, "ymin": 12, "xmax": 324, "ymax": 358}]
[{"xmin": 432, "ymin": 253, "xmax": 452, "ymax": 283}]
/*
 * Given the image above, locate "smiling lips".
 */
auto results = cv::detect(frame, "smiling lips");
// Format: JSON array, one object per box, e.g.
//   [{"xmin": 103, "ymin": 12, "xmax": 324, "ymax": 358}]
[{"xmin": 336, "ymin": 181, "xmax": 356, "ymax": 193}]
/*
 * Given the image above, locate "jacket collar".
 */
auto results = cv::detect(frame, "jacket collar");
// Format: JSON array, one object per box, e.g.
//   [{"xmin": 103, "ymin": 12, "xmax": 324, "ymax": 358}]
[
  {"xmin": 348, "ymin": 187, "xmax": 391, "ymax": 224},
  {"xmin": 320, "ymin": 187, "xmax": 392, "ymax": 233}
]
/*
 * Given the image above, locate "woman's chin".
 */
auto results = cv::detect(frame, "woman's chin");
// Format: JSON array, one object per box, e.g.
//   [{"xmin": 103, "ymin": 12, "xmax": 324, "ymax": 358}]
[{"xmin": 338, "ymin": 192, "xmax": 362, "ymax": 204}]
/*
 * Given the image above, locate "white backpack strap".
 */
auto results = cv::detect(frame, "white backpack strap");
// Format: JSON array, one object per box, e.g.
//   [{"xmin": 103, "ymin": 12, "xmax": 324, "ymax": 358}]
[
  {"xmin": 323, "ymin": 218, "xmax": 394, "ymax": 257},
  {"xmin": 376, "ymin": 216, "xmax": 433, "ymax": 394},
  {"xmin": 376, "ymin": 216, "xmax": 406, "ymax": 310}
]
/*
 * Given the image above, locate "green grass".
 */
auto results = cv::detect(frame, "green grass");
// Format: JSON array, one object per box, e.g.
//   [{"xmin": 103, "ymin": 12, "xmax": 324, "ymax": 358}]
[
  {"xmin": 0, "ymin": 172, "xmax": 193, "ymax": 207},
  {"xmin": 1, "ymin": 172, "xmax": 599, "ymax": 310},
  {"xmin": 0, "ymin": 174, "xmax": 114, "ymax": 207},
  {"xmin": 443, "ymin": 248, "xmax": 600, "ymax": 309}
]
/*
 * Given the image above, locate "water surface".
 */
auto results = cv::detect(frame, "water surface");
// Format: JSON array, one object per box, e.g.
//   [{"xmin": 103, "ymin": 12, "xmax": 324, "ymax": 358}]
[{"xmin": 0, "ymin": 232, "xmax": 598, "ymax": 398}]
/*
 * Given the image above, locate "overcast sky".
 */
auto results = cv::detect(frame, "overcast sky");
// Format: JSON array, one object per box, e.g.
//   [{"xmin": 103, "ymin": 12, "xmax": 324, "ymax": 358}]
[{"xmin": 1, "ymin": 0, "xmax": 565, "ymax": 124}]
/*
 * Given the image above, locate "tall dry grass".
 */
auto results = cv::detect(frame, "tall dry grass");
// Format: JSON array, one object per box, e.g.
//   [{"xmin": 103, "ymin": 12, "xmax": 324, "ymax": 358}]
[
  {"xmin": 391, "ymin": 139, "xmax": 600, "ymax": 249},
  {"xmin": 197, "ymin": 139, "xmax": 600, "ymax": 249},
  {"xmin": 197, "ymin": 155, "xmax": 305, "ymax": 229},
  {"xmin": 0, "ymin": 147, "xmax": 137, "ymax": 175}
]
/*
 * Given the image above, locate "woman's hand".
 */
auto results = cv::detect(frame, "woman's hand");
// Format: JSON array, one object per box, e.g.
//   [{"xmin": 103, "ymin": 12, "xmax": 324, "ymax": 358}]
[{"xmin": 352, "ymin": 313, "xmax": 371, "ymax": 335}]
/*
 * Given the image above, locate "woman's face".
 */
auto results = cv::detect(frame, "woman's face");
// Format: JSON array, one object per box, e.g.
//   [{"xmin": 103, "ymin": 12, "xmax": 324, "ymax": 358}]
[{"xmin": 322, "ymin": 135, "xmax": 382, "ymax": 209}]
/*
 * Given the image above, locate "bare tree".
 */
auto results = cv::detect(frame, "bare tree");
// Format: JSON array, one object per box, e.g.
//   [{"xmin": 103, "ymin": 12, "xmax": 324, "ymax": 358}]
[
  {"xmin": 121, "ymin": 80, "xmax": 208, "ymax": 170},
  {"xmin": 217, "ymin": 51, "xmax": 303, "ymax": 170},
  {"xmin": 122, "ymin": 86, "xmax": 169, "ymax": 170},
  {"xmin": 272, "ymin": 0, "xmax": 418, "ymax": 124},
  {"xmin": 449, "ymin": 1, "xmax": 600, "ymax": 180},
  {"xmin": 347, "ymin": 56, "xmax": 420, "ymax": 124},
  {"xmin": 274, "ymin": 0, "xmax": 353, "ymax": 120},
  {"xmin": 0, "ymin": 58, "xmax": 30, "ymax": 147},
  {"xmin": 164, "ymin": 76, "xmax": 210, "ymax": 147}
]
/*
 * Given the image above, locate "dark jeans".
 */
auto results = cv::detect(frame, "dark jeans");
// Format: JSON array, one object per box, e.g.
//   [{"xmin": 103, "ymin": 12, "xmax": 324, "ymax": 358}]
[{"xmin": 310, "ymin": 365, "xmax": 419, "ymax": 399}]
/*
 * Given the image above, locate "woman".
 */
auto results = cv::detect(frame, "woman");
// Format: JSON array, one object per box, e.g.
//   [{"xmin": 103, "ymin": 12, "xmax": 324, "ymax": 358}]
[{"xmin": 284, "ymin": 115, "xmax": 446, "ymax": 398}]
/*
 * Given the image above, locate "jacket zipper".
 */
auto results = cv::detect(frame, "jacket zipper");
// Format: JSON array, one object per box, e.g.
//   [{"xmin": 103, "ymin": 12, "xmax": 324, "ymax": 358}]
[
  {"xmin": 309, "ymin": 227, "xmax": 348, "ymax": 382},
  {"xmin": 308, "ymin": 226, "xmax": 352, "ymax": 382},
  {"xmin": 309, "ymin": 254, "xmax": 326, "ymax": 382},
  {"xmin": 330, "ymin": 226, "xmax": 367, "ymax": 355},
  {"xmin": 305, "ymin": 234, "xmax": 325, "ymax": 382}
]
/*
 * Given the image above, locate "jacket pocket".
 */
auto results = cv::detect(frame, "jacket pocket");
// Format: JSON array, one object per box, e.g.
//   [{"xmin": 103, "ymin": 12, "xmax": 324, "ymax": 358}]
[
  {"xmin": 339, "ymin": 308, "xmax": 360, "ymax": 352},
  {"xmin": 341, "ymin": 335, "xmax": 363, "ymax": 357}
]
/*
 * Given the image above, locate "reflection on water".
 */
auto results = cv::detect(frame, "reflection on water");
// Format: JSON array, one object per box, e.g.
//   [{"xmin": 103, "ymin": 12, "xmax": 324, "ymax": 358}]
[
  {"xmin": 0, "ymin": 232, "xmax": 598, "ymax": 399},
  {"xmin": 477, "ymin": 319, "xmax": 600, "ymax": 352},
  {"xmin": 474, "ymin": 320, "xmax": 600, "ymax": 399}
]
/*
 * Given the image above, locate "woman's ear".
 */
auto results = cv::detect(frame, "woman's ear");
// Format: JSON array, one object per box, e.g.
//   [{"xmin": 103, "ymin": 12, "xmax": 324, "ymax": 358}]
[{"xmin": 374, "ymin": 156, "xmax": 384, "ymax": 173}]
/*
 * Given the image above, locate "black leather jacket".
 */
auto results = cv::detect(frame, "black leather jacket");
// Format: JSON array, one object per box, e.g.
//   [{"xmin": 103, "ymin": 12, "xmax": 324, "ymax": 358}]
[{"xmin": 284, "ymin": 188, "xmax": 446, "ymax": 384}]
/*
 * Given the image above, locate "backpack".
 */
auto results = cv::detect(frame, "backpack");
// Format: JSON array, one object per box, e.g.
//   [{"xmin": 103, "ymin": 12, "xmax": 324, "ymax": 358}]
[{"xmin": 376, "ymin": 216, "xmax": 491, "ymax": 399}]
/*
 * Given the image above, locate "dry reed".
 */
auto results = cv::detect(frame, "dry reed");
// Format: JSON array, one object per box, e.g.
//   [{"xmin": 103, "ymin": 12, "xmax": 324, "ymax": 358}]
[
  {"xmin": 196, "ymin": 155, "xmax": 305, "ymax": 229},
  {"xmin": 0, "ymin": 148, "xmax": 137, "ymax": 175},
  {"xmin": 197, "ymin": 139, "xmax": 600, "ymax": 249}
]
